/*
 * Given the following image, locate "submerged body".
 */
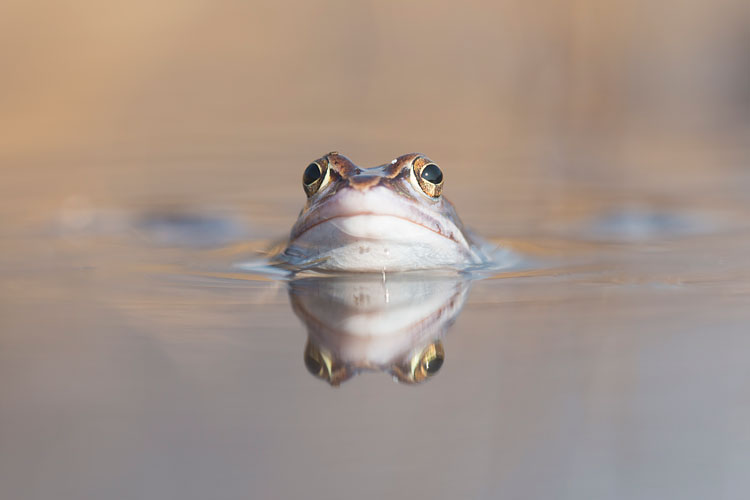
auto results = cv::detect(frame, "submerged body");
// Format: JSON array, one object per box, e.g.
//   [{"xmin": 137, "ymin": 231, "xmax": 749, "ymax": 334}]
[{"xmin": 279, "ymin": 152, "xmax": 495, "ymax": 272}]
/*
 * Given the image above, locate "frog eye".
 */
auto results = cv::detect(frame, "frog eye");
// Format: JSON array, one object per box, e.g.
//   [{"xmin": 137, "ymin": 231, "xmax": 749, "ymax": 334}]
[
  {"xmin": 303, "ymin": 341, "xmax": 351, "ymax": 386},
  {"xmin": 303, "ymin": 162, "xmax": 321, "ymax": 184},
  {"xmin": 392, "ymin": 340, "xmax": 445, "ymax": 383},
  {"xmin": 304, "ymin": 340, "xmax": 327, "ymax": 378},
  {"xmin": 302, "ymin": 161, "xmax": 329, "ymax": 197},
  {"xmin": 413, "ymin": 341, "xmax": 445, "ymax": 381},
  {"xmin": 412, "ymin": 159, "xmax": 444, "ymax": 198}
]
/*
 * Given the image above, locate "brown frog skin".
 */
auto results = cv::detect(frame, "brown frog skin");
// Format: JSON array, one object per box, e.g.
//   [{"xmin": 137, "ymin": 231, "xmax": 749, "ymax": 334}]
[{"xmin": 279, "ymin": 152, "xmax": 492, "ymax": 272}]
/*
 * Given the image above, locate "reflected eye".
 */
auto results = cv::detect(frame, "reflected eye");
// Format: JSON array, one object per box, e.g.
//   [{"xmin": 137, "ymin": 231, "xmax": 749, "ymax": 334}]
[
  {"xmin": 304, "ymin": 341, "xmax": 330, "ymax": 381},
  {"xmin": 302, "ymin": 161, "xmax": 328, "ymax": 197},
  {"xmin": 423, "ymin": 351, "xmax": 444, "ymax": 374},
  {"xmin": 303, "ymin": 341, "xmax": 350, "ymax": 386},
  {"xmin": 412, "ymin": 158, "xmax": 444, "ymax": 198},
  {"xmin": 413, "ymin": 341, "xmax": 445, "ymax": 382},
  {"xmin": 392, "ymin": 340, "xmax": 445, "ymax": 384},
  {"xmin": 304, "ymin": 344, "xmax": 324, "ymax": 377}
]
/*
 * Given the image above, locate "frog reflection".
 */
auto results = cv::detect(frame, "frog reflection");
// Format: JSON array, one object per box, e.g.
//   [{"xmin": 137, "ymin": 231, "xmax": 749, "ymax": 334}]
[{"xmin": 288, "ymin": 274, "xmax": 471, "ymax": 386}]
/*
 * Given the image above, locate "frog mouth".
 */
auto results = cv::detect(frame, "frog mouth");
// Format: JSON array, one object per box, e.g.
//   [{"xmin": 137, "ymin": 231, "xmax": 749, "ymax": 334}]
[
  {"xmin": 293, "ymin": 213, "xmax": 455, "ymax": 243},
  {"xmin": 289, "ymin": 187, "xmax": 468, "ymax": 247}
]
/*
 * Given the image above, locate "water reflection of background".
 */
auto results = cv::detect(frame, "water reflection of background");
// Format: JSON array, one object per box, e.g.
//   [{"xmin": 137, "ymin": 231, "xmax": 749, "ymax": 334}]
[{"xmin": 2, "ymin": 2, "xmax": 750, "ymax": 500}]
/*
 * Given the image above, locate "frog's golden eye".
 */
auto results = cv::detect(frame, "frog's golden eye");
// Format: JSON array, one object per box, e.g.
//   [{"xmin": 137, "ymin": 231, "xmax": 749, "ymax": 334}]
[
  {"xmin": 413, "ymin": 341, "xmax": 445, "ymax": 382},
  {"xmin": 304, "ymin": 340, "xmax": 327, "ymax": 378},
  {"xmin": 412, "ymin": 158, "xmax": 444, "ymax": 198},
  {"xmin": 303, "ymin": 340, "xmax": 351, "ymax": 386},
  {"xmin": 392, "ymin": 340, "xmax": 445, "ymax": 383},
  {"xmin": 302, "ymin": 161, "xmax": 328, "ymax": 197}
]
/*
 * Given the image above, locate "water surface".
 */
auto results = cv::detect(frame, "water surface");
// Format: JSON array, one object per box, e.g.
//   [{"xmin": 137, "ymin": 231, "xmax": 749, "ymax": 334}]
[
  {"xmin": 3, "ymin": 154, "xmax": 750, "ymax": 500},
  {"xmin": 2, "ymin": 1, "xmax": 750, "ymax": 497}
]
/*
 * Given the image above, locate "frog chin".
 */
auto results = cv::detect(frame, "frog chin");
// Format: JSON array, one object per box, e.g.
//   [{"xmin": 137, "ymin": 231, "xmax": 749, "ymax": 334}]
[{"xmin": 285, "ymin": 214, "xmax": 474, "ymax": 271}]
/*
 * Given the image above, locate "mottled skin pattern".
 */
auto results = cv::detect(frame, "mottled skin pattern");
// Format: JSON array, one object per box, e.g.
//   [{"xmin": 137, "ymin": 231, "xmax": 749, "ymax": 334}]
[{"xmin": 288, "ymin": 152, "xmax": 471, "ymax": 246}]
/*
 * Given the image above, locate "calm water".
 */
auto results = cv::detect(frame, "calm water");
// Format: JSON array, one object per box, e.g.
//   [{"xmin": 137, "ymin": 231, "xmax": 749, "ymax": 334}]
[
  {"xmin": 3, "ymin": 1, "xmax": 750, "ymax": 498},
  {"xmin": 2, "ymin": 150, "xmax": 750, "ymax": 500}
]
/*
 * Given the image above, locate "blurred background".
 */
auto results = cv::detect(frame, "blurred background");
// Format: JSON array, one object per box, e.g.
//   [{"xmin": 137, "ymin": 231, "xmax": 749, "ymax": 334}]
[
  {"xmin": 2, "ymin": 0, "xmax": 749, "ymax": 224},
  {"xmin": 2, "ymin": 2, "xmax": 750, "ymax": 500}
]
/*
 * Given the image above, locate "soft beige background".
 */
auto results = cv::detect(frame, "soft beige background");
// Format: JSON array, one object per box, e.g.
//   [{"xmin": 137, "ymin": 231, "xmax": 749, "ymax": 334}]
[
  {"xmin": 2, "ymin": 3, "xmax": 750, "ymax": 500},
  {"xmin": 3, "ymin": 0, "xmax": 749, "ymax": 240},
  {"xmin": 2, "ymin": 1, "xmax": 748, "ymax": 168}
]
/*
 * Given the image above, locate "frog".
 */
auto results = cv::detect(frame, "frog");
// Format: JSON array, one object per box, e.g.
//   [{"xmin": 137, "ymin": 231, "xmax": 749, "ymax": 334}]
[{"xmin": 278, "ymin": 152, "xmax": 494, "ymax": 272}]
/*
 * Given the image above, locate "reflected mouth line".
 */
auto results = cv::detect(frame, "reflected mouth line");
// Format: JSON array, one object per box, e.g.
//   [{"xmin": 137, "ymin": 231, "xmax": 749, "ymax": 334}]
[{"xmin": 293, "ymin": 213, "xmax": 453, "ymax": 242}]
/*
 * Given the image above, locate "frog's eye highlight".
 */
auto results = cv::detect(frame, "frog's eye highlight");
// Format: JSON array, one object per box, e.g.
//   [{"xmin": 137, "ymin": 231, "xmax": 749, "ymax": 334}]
[
  {"xmin": 412, "ymin": 158, "xmax": 444, "ymax": 198},
  {"xmin": 302, "ymin": 161, "xmax": 328, "ymax": 197},
  {"xmin": 421, "ymin": 163, "xmax": 443, "ymax": 184},
  {"xmin": 413, "ymin": 341, "xmax": 445, "ymax": 382},
  {"xmin": 392, "ymin": 340, "xmax": 445, "ymax": 384},
  {"xmin": 303, "ymin": 341, "xmax": 351, "ymax": 386},
  {"xmin": 304, "ymin": 341, "xmax": 326, "ymax": 378}
]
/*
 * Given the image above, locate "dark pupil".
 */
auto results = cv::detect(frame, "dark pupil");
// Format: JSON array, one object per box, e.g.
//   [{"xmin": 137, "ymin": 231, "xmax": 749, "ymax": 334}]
[
  {"xmin": 303, "ymin": 163, "xmax": 322, "ymax": 185},
  {"xmin": 424, "ymin": 356, "xmax": 443, "ymax": 374},
  {"xmin": 304, "ymin": 354, "xmax": 322, "ymax": 375},
  {"xmin": 421, "ymin": 163, "xmax": 443, "ymax": 184}
]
